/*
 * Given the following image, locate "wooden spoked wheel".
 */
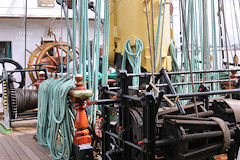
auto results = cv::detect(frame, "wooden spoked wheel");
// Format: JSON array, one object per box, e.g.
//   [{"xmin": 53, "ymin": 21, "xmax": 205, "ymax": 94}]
[{"xmin": 28, "ymin": 41, "xmax": 79, "ymax": 83}]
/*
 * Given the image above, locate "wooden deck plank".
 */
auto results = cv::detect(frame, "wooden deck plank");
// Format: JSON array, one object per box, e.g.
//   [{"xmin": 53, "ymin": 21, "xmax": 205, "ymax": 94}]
[
  {"xmin": 0, "ymin": 142, "xmax": 11, "ymax": 159},
  {"xmin": 18, "ymin": 134, "xmax": 52, "ymax": 160},
  {"xmin": 24, "ymin": 134, "xmax": 50, "ymax": 153},
  {"xmin": 23, "ymin": 134, "xmax": 52, "ymax": 159},
  {"xmin": 0, "ymin": 137, "xmax": 21, "ymax": 160},
  {"xmin": 11, "ymin": 135, "xmax": 41, "ymax": 160},
  {"xmin": 35, "ymin": 143, "xmax": 52, "ymax": 158},
  {"xmin": 6, "ymin": 136, "xmax": 32, "ymax": 160}
]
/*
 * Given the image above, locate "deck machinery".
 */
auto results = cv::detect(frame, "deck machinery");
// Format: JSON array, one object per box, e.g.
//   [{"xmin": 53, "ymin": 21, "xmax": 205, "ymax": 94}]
[
  {"xmin": 1, "ymin": 0, "xmax": 240, "ymax": 160},
  {"xmin": 96, "ymin": 0, "xmax": 240, "ymax": 159},
  {"xmin": 98, "ymin": 69, "xmax": 240, "ymax": 160},
  {"xmin": 0, "ymin": 58, "xmax": 45, "ymax": 132}
]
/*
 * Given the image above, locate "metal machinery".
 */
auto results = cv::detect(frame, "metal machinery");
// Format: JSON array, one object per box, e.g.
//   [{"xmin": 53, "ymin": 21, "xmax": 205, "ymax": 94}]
[
  {"xmin": 94, "ymin": 0, "xmax": 240, "ymax": 159},
  {"xmin": 0, "ymin": 38, "xmax": 77, "ymax": 132},
  {"xmin": 98, "ymin": 69, "xmax": 240, "ymax": 160},
  {"xmin": 0, "ymin": 58, "xmax": 45, "ymax": 132}
]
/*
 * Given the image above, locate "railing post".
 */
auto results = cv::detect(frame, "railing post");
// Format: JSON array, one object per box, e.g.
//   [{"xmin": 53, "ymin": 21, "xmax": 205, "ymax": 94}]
[{"xmin": 68, "ymin": 74, "xmax": 93, "ymax": 160}]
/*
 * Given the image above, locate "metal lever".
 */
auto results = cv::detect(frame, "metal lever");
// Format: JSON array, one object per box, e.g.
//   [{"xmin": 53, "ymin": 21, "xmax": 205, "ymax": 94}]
[{"xmin": 149, "ymin": 82, "xmax": 179, "ymax": 107}]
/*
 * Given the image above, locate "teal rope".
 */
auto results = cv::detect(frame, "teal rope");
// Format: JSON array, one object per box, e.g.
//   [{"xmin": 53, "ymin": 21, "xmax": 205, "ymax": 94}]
[
  {"xmin": 154, "ymin": 0, "xmax": 163, "ymax": 63},
  {"xmin": 84, "ymin": 0, "xmax": 92, "ymax": 89},
  {"xmin": 157, "ymin": 0, "xmax": 166, "ymax": 71},
  {"xmin": 72, "ymin": 0, "xmax": 77, "ymax": 75},
  {"xmin": 121, "ymin": 38, "xmax": 143, "ymax": 86},
  {"xmin": 90, "ymin": 0, "xmax": 102, "ymax": 127},
  {"xmin": 82, "ymin": 0, "xmax": 87, "ymax": 83},
  {"xmin": 102, "ymin": 0, "xmax": 111, "ymax": 85},
  {"xmin": 60, "ymin": 1, "xmax": 63, "ymax": 75},
  {"xmin": 37, "ymin": 78, "xmax": 75, "ymax": 160},
  {"xmin": 78, "ymin": 0, "xmax": 82, "ymax": 74}
]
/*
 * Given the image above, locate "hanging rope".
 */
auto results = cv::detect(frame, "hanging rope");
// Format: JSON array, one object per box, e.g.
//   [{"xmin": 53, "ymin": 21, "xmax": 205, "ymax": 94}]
[
  {"xmin": 102, "ymin": 0, "xmax": 111, "ymax": 85},
  {"xmin": 90, "ymin": 0, "xmax": 102, "ymax": 128},
  {"xmin": 121, "ymin": 38, "xmax": 143, "ymax": 86},
  {"xmin": 37, "ymin": 78, "xmax": 75, "ymax": 160}
]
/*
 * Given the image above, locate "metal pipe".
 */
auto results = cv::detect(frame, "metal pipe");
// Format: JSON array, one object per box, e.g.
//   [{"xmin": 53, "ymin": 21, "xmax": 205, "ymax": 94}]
[
  {"xmin": 184, "ymin": 110, "xmax": 214, "ymax": 118},
  {"xmin": 7, "ymin": 69, "xmax": 46, "ymax": 73},
  {"xmin": 18, "ymin": 112, "xmax": 38, "ymax": 116},
  {"xmin": 104, "ymin": 131, "xmax": 145, "ymax": 153},
  {"xmin": 168, "ymin": 68, "xmax": 240, "ymax": 75},
  {"xmin": 108, "ymin": 87, "xmax": 119, "ymax": 90},
  {"xmin": 156, "ymin": 79, "xmax": 236, "ymax": 87},
  {"xmin": 164, "ymin": 113, "xmax": 214, "ymax": 121},
  {"xmin": 11, "ymin": 117, "xmax": 37, "ymax": 122},
  {"xmin": 104, "ymin": 90, "xmax": 118, "ymax": 95},
  {"xmin": 155, "ymin": 139, "xmax": 173, "ymax": 147},
  {"xmin": 163, "ymin": 88, "xmax": 240, "ymax": 99},
  {"xmin": 96, "ymin": 99, "xmax": 119, "ymax": 104},
  {"xmin": 174, "ymin": 120, "xmax": 219, "ymax": 125},
  {"xmin": 122, "ymin": 95, "xmax": 142, "ymax": 101},
  {"xmin": 125, "ymin": 68, "xmax": 240, "ymax": 77},
  {"xmin": 180, "ymin": 143, "xmax": 222, "ymax": 159},
  {"xmin": 182, "ymin": 129, "xmax": 235, "ymax": 141}
]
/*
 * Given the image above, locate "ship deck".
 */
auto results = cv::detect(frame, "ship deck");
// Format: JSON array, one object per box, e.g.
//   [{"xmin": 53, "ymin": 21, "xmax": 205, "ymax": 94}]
[
  {"xmin": 0, "ymin": 120, "xmax": 53, "ymax": 160},
  {"xmin": 0, "ymin": 119, "xmax": 235, "ymax": 160}
]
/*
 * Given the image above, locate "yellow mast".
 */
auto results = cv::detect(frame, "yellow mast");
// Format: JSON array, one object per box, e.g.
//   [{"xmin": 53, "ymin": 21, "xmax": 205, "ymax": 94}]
[{"xmin": 108, "ymin": 0, "xmax": 172, "ymax": 72}]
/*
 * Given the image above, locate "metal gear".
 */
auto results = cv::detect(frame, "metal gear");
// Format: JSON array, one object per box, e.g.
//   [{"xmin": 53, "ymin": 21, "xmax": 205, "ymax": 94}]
[
  {"xmin": 9, "ymin": 87, "xmax": 17, "ymax": 119},
  {"xmin": 0, "ymin": 58, "xmax": 25, "ymax": 89}
]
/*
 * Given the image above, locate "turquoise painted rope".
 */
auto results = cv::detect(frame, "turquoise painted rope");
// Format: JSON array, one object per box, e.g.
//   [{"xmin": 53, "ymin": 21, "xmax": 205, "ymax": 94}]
[
  {"xmin": 90, "ymin": 0, "xmax": 102, "ymax": 127},
  {"xmin": 121, "ymin": 38, "xmax": 143, "ymax": 86},
  {"xmin": 37, "ymin": 78, "xmax": 75, "ymax": 160},
  {"xmin": 102, "ymin": 0, "xmax": 111, "ymax": 85}
]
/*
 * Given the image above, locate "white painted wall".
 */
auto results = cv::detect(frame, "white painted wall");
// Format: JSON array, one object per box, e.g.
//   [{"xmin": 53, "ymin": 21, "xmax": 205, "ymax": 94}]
[
  {"xmin": 0, "ymin": 0, "xmax": 98, "ymax": 18},
  {"xmin": 0, "ymin": 0, "xmax": 105, "ymax": 113},
  {"xmin": 0, "ymin": 17, "xmax": 103, "ymax": 112},
  {"xmin": 0, "ymin": 18, "xmax": 103, "ymax": 85}
]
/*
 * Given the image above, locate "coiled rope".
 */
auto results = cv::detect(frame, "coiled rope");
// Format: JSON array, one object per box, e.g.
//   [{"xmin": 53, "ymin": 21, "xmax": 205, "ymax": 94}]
[
  {"xmin": 121, "ymin": 38, "xmax": 143, "ymax": 86},
  {"xmin": 37, "ymin": 78, "xmax": 75, "ymax": 160}
]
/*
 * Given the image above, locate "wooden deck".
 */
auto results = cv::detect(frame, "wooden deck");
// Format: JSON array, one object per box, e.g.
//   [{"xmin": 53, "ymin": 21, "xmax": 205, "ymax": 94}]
[{"xmin": 0, "ymin": 120, "xmax": 53, "ymax": 160}]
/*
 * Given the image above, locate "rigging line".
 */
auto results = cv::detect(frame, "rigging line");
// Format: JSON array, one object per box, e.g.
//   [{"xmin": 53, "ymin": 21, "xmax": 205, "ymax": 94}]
[
  {"xmin": 110, "ymin": 0, "xmax": 123, "ymax": 16},
  {"xmin": 202, "ymin": 0, "xmax": 206, "ymax": 84},
  {"xmin": 180, "ymin": 0, "xmax": 198, "ymax": 115},
  {"xmin": 239, "ymin": 0, "xmax": 240, "ymax": 16},
  {"xmin": 158, "ymin": 0, "xmax": 167, "ymax": 72},
  {"xmin": 217, "ymin": 0, "xmax": 224, "ymax": 67},
  {"xmin": 225, "ymin": 26, "xmax": 235, "ymax": 60},
  {"xmin": 61, "ymin": 0, "xmax": 63, "ymax": 75},
  {"xmin": 151, "ymin": 0, "xmax": 156, "ymax": 70},
  {"xmin": 154, "ymin": 0, "xmax": 163, "ymax": 68},
  {"xmin": 145, "ymin": 0, "xmax": 155, "ymax": 84},
  {"xmin": 233, "ymin": 0, "xmax": 240, "ymax": 47},
  {"xmin": 179, "ymin": 0, "xmax": 183, "ymax": 71},
  {"xmin": 72, "ymin": 0, "xmax": 77, "ymax": 75},
  {"xmin": 230, "ymin": 0, "xmax": 236, "ymax": 46},
  {"xmin": 221, "ymin": 0, "xmax": 232, "ymax": 95},
  {"xmin": 24, "ymin": 0, "xmax": 27, "ymax": 90}
]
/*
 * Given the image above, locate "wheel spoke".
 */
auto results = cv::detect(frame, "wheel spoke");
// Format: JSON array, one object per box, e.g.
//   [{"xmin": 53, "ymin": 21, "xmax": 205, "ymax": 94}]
[
  {"xmin": 53, "ymin": 34, "xmax": 61, "ymax": 62},
  {"xmin": 2, "ymin": 62, "xmax": 5, "ymax": 68},
  {"xmin": 15, "ymin": 81, "xmax": 21, "ymax": 84},
  {"xmin": 10, "ymin": 67, "xmax": 19, "ymax": 74},
  {"xmin": 46, "ymin": 52, "xmax": 58, "ymax": 65},
  {"xmin": 42, "ymin": 65, "xmax": 57, "ymax": 69}
]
